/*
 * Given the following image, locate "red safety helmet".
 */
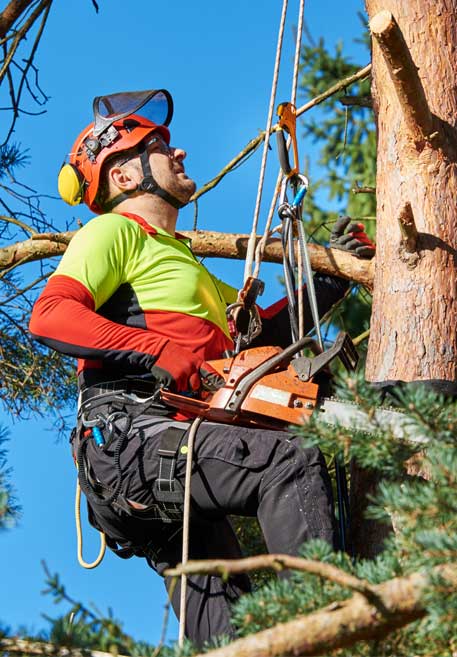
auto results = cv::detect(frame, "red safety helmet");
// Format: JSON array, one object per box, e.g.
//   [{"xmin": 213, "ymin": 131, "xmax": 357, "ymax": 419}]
[{"xmin": 58, "ymin": 89, "xmax": 174, "ymax": 213}]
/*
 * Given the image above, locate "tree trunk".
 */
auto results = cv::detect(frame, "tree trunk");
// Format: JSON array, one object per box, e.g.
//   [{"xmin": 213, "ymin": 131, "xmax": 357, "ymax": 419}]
[{"xmin": 365, "ymin": 0, "xmax": 457, "ymax": 395}]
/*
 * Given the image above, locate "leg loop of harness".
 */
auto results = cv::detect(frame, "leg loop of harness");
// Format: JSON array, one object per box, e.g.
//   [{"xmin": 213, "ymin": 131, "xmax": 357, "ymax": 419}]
[{"xmin": 75, "ymin": 390, "xmax": 190, "ymax": 522}]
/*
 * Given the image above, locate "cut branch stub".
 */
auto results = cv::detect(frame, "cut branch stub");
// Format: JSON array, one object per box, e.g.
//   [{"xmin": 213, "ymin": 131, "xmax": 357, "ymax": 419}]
[
  {"xmin": 369, "ymin": 10, "xmax": 435, "ymax": 146},
  {"xmin": 398, "ymin": 202, "xmax": 418, "ymax": 254}
]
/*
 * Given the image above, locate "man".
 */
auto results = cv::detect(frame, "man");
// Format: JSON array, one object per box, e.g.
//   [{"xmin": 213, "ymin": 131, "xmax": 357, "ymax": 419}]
[{"xmin": 29, "ymin": 89, "xmax": 375, "ymax": 647}]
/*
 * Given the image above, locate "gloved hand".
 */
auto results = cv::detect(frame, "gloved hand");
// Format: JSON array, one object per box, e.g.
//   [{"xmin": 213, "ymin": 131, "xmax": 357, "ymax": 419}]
[
  {"xmin": 198, "ymin": 362, "xmax": 226, "ymax": 393},
  {"xmin": 330, "ymin": 216, "xmax": 376, "ymax": 259},
  {"xmin": 152, "ymin": 342, "xmax": 226, "ymax": 393}
]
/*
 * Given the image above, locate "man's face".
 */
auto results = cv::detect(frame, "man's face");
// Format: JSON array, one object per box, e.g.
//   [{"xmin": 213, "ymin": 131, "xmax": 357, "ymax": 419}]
[{"xmin": 145, "ymin": 134, "xmax": 196, "ymax": 203}]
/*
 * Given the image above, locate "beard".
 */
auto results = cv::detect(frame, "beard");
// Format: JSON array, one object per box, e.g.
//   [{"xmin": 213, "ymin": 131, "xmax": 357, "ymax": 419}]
[{"xmin": 165, "ymin": 168, "xmax": 197, "ymax": 204}]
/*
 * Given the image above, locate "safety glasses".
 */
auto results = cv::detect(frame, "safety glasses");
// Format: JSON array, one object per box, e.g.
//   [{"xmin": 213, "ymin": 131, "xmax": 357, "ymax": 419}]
[
  {"xmin": 114, "ymin": 135, "xmax": 173, "ymax": 168},
  {"xmin": 92, "ymin": 89, "xmax": 173, "ymax": 137}
]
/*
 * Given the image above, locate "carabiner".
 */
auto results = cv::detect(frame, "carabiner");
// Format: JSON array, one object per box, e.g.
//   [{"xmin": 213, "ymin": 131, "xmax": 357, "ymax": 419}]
[{"xmin": 279, "ymin": 173, "xmax": 309, "ymax": 208}]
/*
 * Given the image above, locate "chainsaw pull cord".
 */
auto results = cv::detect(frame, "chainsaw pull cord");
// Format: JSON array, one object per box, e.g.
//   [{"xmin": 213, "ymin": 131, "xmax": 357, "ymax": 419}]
[{"xmin": 179, "ymin": 415, "xmax": 204, "ymax": 647}]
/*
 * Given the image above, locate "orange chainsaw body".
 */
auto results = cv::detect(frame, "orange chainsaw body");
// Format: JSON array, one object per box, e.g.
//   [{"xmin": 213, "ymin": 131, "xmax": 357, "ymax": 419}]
[{"xmin": 161, "ymin": 345, "xmax": 319, "ymax": 430}]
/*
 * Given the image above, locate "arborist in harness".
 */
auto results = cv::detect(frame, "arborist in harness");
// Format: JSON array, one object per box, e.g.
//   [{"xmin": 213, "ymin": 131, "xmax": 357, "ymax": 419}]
[{"xmin": 28, "ymin": 89, "xmax": 375, "ymax": 647}]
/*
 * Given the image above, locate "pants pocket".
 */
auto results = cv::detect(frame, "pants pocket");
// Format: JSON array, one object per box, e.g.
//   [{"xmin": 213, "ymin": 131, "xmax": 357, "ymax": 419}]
[{"xmin": 194, "ymin": 422, "xmax": 283, "ymax": 470}]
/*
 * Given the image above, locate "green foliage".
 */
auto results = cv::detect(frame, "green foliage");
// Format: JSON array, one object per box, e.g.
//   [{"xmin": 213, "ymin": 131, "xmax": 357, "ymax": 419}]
[
  {"xmin": 0, "ymin": 144, "xmax": 30, "ymax": 179},
  {"xmin": 299, "ymin": 24, "xmax": 376, "ymax": 235},
  {"xmin": 226, "ymin": 374, "xmax": 457, "ymax": 656},
  {"xmin": 40, "ymin": 565, "xmax": 161, "ymax": 656},
  {"xmin": 0, "ymin": 271, "xmax": 76, "ymax": 427},
  {"xmin": 0, "ymin": 425, "xmax": 19, "ymax": 530}
]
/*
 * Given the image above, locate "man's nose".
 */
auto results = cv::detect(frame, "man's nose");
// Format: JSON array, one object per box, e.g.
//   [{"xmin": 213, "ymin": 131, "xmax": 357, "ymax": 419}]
[{"xmin": 173, "ymin": 147, "xmax": 186, "ymax": 161}]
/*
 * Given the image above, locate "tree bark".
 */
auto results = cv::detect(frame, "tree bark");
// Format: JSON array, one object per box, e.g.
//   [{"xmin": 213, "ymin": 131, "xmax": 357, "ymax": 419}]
[
  {"xmin": 190, "ymin": 565, "xmax": 457, "ymax": 657},
  {"xmin": 0, "ymin": 0, "xmax": 34, "ymax": 38},
  {"xmin": 0, "ymin": 229, "xmax": 375, "ymax": 287},
  {"xmin": 365, "ymin": 1, "xmax": 457, "ymax": 392}
]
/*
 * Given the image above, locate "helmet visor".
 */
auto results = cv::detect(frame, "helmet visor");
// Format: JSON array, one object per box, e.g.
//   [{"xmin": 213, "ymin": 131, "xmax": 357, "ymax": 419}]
[{"xmin": 92, "ymin": 89, "xmax": 173, "ymax": 137}]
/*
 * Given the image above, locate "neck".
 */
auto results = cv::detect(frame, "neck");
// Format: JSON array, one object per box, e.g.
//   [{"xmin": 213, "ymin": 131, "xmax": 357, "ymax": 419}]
[{"xmin": 113, "ymin": 196, "xmax": 178, "ymax": 235}]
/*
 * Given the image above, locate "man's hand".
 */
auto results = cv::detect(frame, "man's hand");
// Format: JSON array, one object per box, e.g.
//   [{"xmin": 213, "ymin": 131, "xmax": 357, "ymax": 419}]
[
  {"xmin": 197, "ymin": 362, "xmax": 226, "ymax": 393},
  {"xmin": 151, "ymin": 361, "xmax": 224, "ymax": 394},
  {"xmin": 330, "ymin": 216, "xmax": 376, "ymax": 259},
  {"xmin": 152, "ymin": 343, "xmax": 226, "ymax": 393}
]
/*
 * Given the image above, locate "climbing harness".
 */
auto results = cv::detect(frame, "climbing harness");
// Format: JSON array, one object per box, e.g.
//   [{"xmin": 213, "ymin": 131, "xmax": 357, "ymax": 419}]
[
  {"xmin": 73, "ymin": 386, "xmax": 190, "ymax": 569},
  {"xmin": 73, "ymin": 380, "xmax": 203, "ymax": 645}
]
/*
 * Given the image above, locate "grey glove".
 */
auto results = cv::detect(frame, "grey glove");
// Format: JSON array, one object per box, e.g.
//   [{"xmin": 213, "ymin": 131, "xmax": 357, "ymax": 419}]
[
  {"xmin": 330, "ymin": 216, "xmax": 376, "ymax": 259},
  {"xmin": 199, "ymin": 362, "xmax": 226, "ymax": 393}
]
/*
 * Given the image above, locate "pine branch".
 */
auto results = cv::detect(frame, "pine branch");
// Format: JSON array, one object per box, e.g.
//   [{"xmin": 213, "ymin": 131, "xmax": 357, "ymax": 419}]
[
  {"xmin": 0, "ymin": 213, "xmax": 36, "ymax": 234},
  {"xmin": 6, "ymin": 564, "xmax": 455, "ymax": 657},
  {"xmin": 0, "ymin": 638, "xmax": 130, "ymax": 657},
  {"xmin": 340, "ymin": 95, "xmax": 373, "ymax": 109},
  {"xmin": 2, "ymin": 0, "xmax": 52, "ymax": 146},
  {"xmin": 0, "ymin": 0, "xmax": 51, "ymax": 86},
  {"xmin": 192, "ymin": 63, "xmax": 371, "ymax": 203},
  {"xmin": 0, "ymin": 229, "xmax": 375, "ymax": 287},
  {"xmin": 165, "ymin": 553, "xmax": 380, "ymax": 602},
  {"xmin": 0, "ymin": 0, "xmax": 35, "ymax": 39},
  {"xmin": 189, "ymin": 564, "xmax": 457, "ymax": 657},
  {"xmin": 369, "ymin": 11, "xmax": 436, "ymax": 146}
]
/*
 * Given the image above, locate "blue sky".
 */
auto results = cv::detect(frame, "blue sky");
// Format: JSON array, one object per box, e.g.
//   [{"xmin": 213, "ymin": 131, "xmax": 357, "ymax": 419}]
[{"xmin": 1, "ymin": 0, "xmax": 368, "ymax": 645}]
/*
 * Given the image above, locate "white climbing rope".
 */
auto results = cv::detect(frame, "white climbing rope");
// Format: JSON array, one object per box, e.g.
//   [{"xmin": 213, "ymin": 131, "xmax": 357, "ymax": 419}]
[
  {"xmin": 243, "ymin": 0, "xmax": 289, "ymax": 283},
  {"xmin": 178, "ymin": 415, "xmax": 204, "ymax": 647},
  {"xmin": 75, "ymin": 476, "xmax": 106, "ymax": 569},
  {"xmin": 250, "ymin": 0, "xmax": 307, "ymax": 284}
]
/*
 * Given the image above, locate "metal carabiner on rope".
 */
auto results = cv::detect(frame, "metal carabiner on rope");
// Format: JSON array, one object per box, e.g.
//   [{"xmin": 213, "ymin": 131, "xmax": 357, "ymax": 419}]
[
  {"xmin": 276, "ymin": 101, "xmax": 324, "ymax": 352},
  {"xmin": 278, "ymin": 172, "xmax": 309, "ymax": 208}
]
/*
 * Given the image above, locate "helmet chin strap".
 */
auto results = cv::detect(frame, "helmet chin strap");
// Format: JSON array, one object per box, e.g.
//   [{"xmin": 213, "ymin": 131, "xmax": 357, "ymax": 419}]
[{"xmin": 102, "ymin": 146, "xmax": 186, "ymax": 213}]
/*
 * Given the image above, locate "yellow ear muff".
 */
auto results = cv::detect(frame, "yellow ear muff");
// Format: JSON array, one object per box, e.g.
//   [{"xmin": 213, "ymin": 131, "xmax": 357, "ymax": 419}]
[{"xmin": 58, "ymin": 163, "xmax": 85, "ymax": 206}]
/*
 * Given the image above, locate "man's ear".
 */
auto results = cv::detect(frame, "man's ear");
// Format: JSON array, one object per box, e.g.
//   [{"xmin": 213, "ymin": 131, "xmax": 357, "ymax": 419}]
[{"xmin": 108, "ymin": 164, "xmax": 139, "ymax": 192}]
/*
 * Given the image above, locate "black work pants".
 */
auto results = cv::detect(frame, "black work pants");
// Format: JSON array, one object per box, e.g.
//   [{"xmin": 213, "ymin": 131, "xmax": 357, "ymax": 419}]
[{"xmin": 82, "ymin": 412, "xmax": 336, "ymax": 648}]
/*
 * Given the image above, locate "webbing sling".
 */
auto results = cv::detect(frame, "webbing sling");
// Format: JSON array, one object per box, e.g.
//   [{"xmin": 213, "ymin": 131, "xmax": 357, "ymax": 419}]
[{"xmin": 153, "ymin": 425, "xmax": 188, "ymax": 522}]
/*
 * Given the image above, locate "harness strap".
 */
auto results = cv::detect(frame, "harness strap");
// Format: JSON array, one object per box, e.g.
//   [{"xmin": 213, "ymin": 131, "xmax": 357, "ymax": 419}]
[
  {"xmin": 77, "ymin": 389, "xmax": 189, "ymax": 523},
  {"xmin": 153, "ymin": 426, "xmax": 189, "ymax": 514}
]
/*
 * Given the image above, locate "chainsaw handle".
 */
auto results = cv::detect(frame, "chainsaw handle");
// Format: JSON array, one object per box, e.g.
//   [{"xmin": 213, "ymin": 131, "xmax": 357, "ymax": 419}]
[
  {"xmin": 224, "ymin": 335, "xmax": 315, "ymax": 414},
  {"xmin": 241, "ymin": 335, "xmax": 316, "ymax": 384}
]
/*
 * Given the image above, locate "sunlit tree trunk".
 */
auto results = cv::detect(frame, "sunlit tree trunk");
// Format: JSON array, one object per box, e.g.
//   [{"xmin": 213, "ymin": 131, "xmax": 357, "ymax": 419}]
[
  {"xmin": 365, "ymin": 0, "xmax": 457, "ymax": 394},
  {"xmin": 351, "ymin": 0, "xmax": 457, "ymax": 559}
]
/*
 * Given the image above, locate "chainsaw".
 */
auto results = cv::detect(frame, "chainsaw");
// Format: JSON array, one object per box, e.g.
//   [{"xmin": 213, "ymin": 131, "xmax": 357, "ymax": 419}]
[
  {"xmin": 160, "ymin": 331, "xmax": 427, "ymax": 443},
  {"xmin": 160, "ymin": 331, "xmax": 353, "ymax": 428}
]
